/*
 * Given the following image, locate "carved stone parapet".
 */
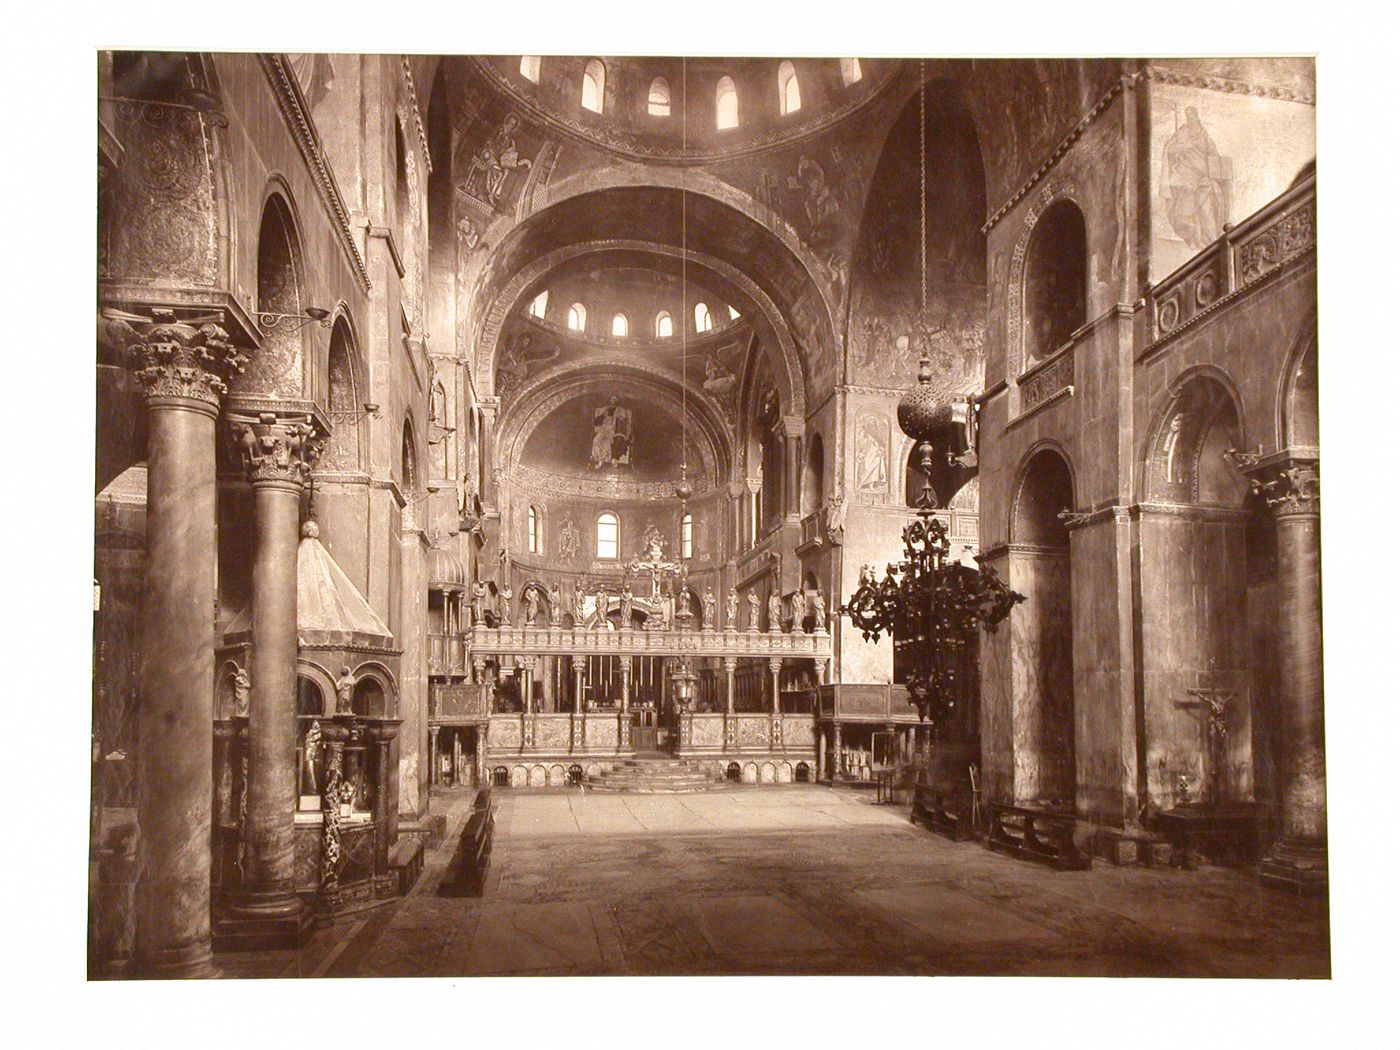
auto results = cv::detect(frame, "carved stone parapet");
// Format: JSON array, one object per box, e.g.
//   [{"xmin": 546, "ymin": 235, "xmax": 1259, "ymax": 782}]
[
  {"xmin": 118, "ymin": 312, "xmax": 247, "ymax": 411},
  {"xmin": 1253, "ymin": 463, "xmax": 1320, "ymax": 517},
  {"xmin": 229, "ymin": 411, "xmax": 324, "ymax": 487}
]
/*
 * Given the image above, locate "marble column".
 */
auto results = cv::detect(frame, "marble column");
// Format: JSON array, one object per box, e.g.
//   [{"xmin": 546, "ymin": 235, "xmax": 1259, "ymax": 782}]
[
  {"xmin": 367, "ymin": 721, "xmax": 400, "ymax": 884},
  {"xmin": 223, "ymin": 410, "xmax": 320, "ymax": 933},
  {"xmin": 832, "ymin": 721, "xmax": 843, "ymax": 780},
  {"xmin": 769, "ymin": 658, "xmax": 782, "ymax": 715},
  {"xmin": 123, "ymin": 314, "xmax": 245, "ymax": 978},
  {"xmin": 618, "ymin": 661, "xmax": 631, "ymax": 753},
  {"xmin": 428, "ymin": 726, "xmax": 440, "ymax": 787},
  {"xmin": 1255, "ymin": 462, "xmax": 1327, "ymax": 893},
  {"xmin": 573, "ymin": 660, "xmax": 587, "ymax": 752}
]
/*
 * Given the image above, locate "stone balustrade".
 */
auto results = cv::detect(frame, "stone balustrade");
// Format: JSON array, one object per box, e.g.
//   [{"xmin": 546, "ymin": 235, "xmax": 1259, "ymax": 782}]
[
  {"xmin": 465, "ymin": 623, "xmax": 832, "ymax": 661},
  {"xmin": 1146, "ymin": 173, "xmax": 1315, "ymax": 346}
]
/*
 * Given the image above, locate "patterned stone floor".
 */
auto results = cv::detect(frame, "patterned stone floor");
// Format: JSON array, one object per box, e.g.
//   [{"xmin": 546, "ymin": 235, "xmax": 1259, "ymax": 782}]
[{"xmin": 216, "ymin": 786, "xmax": 1329, "ymax": 979}]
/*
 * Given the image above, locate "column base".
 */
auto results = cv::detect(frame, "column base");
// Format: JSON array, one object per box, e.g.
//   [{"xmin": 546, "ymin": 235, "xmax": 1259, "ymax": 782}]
[
  {"xmin": 1259, "ymin": 838, "xmax": 1329, "ymax": 896},
  {"xmin": 132, "ymin": 941, "xmax": 220, "ymax": 980},
  {"xmin": 213, "ymin": 889, "xmax": 315, "ymax": 952}
]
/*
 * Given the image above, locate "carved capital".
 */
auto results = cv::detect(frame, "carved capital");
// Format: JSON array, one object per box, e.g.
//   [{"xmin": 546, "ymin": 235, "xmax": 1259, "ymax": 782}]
[
  {"xmin": 1254, "ymin": 464, "xmax": 1320, "ymax": 517},
  {"xmin": 119, "ymin": 312, "xmax": 247, "ymax": 411},
  {"xmin": 229, "ymin": 411, "xmax": 323, "ymax": 486}
]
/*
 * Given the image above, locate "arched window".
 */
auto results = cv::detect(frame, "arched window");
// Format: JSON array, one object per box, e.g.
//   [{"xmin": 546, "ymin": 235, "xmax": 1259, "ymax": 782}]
[
  {"xmin": 694, "ymin": 302, "xmax": 712, "ymax": 333},
  {"xmin": 520, "ymin": 56, "xmax": 541, "ymax": 83},
  {"xmin": 527, "ymin": 506, "xmax": 540, "ymax": 554},
  {"xmin": 839, "ymin": 58, "xmax": 862, "ymax": 86},
  {"xmin": 528, "ymin": 289, "xmax": 549, "ymax": 318},
  {"xmin": 394, "ymin": 120, "xmax": 411, "ymax": 233},
  {"xmin": 611, "ymin": 313, "xmax": 629, "ymax": 338},
  {"xmin": 596, "ymin": 512, "xmax": 619, "ymax": 559},
  {"xmin": 715, "ymin": 76, "xmax": 738, "ymax": 130},
  {"xmin": 647, "ymin": 76, "xmax": 670, "ymax": 116},
  {"xmin": 401, "ymin": 420, "xmax": 417, "ymax": 490},
  {"xmin": 655, "ymin": 311, "xmax": 673, "ymax": 338},
  {"xmin": 728, "ymin": 304, "xmax": 741, "ymax": 321},
  {"xmin": 568, "ymin": 302, "xmax": 587, "ymax": 332},
  {"xmin": 1023, "ymin": 199, "xmax": 1088, "ymax": 364},
  {"xmin": 581, "ymin": 59, "xmax": 605, "ymax": 113},
  {"xmin": 680, "ymin": 513, "xmax": 693, "ymax": 560},
  {"xmin": 778, "ymin": 61, "xmax": 801, "ymax": 115}
]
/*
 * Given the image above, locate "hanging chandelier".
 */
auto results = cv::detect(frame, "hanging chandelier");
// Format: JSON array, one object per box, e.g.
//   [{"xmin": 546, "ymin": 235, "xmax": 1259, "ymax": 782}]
[{"xmin": 838, "ymin": 66, "xmax": 1023, "ymax": 725}]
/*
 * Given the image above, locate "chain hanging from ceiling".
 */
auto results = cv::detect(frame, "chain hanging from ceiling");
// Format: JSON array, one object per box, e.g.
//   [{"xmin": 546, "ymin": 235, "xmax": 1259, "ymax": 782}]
[{"xmin": 838, "ymin": 64, "xmax": 1023, "ymax": 727}]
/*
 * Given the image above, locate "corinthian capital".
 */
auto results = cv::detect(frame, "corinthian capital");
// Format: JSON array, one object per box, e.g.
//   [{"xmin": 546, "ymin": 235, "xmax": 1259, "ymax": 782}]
[
  {"xmin": 1254, "ymin": 463, "xmax": 1320, "ymax": 516},
  {"xmin": 230, "ymin": 411, "xmax": 323, "ymax": 486},
  {"xmin": 118, "ymin": 310, "xmax": 247, "ymax": 409}
]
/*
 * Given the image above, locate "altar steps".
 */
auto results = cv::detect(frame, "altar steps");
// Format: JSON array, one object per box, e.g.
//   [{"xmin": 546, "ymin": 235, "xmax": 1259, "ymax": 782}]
[{"xmin": 588, "ymin": 757, "xmax": 720, "ymax": 793}]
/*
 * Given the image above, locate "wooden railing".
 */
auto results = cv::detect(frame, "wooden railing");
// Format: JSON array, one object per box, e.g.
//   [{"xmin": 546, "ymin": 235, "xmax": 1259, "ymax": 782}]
[{"xmin": 1146, "ymin": 174, "xmax": 1315, "ymax": 346}]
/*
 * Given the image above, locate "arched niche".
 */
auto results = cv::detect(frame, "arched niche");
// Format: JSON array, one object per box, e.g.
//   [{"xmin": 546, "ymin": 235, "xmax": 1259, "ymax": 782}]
[
  {"xmin": 322, "ymin": 315, "xmax": 362, "ymax": 472},
  {"xmin": 297, "ymin": 675, "xmax": 325, "ymax": 718},
  {"xmin": 352, "ymin": 678, "xmax": 385, "ymax": 718},
  {"xmin": 1283, "ymin": 333, "xmax": 1318, "ymax": 452},
  {"xmin": 1144, "ymin": 370, "xmax": 1250, "ymax": 507},
  {"xmin": 1140, "ymin": 373, "xmax": 1257, "ymax": 809},
  {"xmin": 1008, "ymin": 446, "xmax": 1076, "ymax": 808},
  {"xmin": 237, "ymin": 190, "xmax": 308, "ymax": 398},
  {"xmin": 401, "ymin": 417, "xmax": 419, "ymax": 492},
  {"xmin": 1022, "ymin": 199, "xmax": 1087, "ymax": 367}
]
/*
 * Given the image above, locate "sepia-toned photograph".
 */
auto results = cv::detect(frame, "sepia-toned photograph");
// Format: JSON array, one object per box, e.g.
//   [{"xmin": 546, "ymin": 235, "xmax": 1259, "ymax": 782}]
[{"xmin": 86, "ymin": 45, "xmax": 1333, "ymax": 984}]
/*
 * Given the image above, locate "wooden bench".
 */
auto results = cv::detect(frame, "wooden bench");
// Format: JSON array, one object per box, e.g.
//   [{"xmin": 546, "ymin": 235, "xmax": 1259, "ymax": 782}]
[
  {"xmin": 438, "ymin": 795, "xmax": 495, "ymax": 897},
  {"xmin": 910, "ymin": 782, "xmax": 977, "ymax": 842},
  {"xmin": 389, "ymin": 836, "xmax": 425, "ymax": 896},
  {"xmin": 985, "ymin": 803, "xmax": 1090, "ymax": 871}
]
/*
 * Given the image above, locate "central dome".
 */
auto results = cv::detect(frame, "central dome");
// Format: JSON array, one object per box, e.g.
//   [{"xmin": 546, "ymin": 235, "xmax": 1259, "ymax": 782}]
[{"xmin": 467, "ymin": 55, "xmax": 898, "ymax": 163}]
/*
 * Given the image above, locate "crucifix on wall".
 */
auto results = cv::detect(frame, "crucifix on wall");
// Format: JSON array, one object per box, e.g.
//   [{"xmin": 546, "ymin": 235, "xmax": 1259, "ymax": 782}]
[{"xmin": 1179, "ymin": 657, "xmax": 1238, "ymax": 807}]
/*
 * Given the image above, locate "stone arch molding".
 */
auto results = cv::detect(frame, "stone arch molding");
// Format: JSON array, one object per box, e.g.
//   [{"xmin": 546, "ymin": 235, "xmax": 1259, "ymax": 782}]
[
  {"xmin": 474, "ymin": 239, "xmax": 808, "ymax": 419},
  {"xmin": 1010, "ymin": 438, "xmax": 1077, "ymax": 540},
  {"xmin": 495, "ymin": 361, "xmax": 733, "ymax": 489},
  {"xmin": 1142, "ymin": 367, "xmax": 1245, "ymax": 506},
  {"xmin": 1005, "ymin": 179, "xmax": 1082, "ymax": 381}
]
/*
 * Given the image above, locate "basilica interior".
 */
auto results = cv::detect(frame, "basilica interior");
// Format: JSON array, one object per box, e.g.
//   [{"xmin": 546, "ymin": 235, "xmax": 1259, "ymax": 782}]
[{"xmin": 91, "ymin": 51, "xmax": 1324, "ymax": 981}]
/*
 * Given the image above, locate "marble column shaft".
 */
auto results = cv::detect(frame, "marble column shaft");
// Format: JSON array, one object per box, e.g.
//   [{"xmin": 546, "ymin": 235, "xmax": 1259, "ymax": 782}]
[
  {"xmin": 228, "ymin": 412, "xmax": 319, "ymax": 920},
  {"xmin": 125, "ymin": 317, "xmax": 244, "ymax": 979},
  {"xmin": 1270, "ymin": 474, "xmax": 1325, "ymax": 844}
]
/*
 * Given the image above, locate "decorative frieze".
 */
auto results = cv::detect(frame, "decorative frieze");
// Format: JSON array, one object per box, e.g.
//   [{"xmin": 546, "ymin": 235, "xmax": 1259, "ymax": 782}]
[
  {"xmin": 1143, "ymin": 176, "xmax": 1314, "ymax": 354},
  {"xmin": 1017, "ymin": 349, "xmax": 1076, "ymax": 417}
]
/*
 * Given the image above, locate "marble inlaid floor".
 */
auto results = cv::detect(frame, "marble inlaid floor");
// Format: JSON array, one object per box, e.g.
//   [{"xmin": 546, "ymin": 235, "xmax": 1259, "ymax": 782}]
[{"xmin": 216, "ymin": 786, "xmax": 1329, "ymax": 979}]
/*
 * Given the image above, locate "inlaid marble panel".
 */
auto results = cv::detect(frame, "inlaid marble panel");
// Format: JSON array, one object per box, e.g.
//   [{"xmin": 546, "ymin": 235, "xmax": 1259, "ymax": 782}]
[
  {"xmin": 535, "ymin": 715, "xmax": 570, "ymax": 750},
  {"xmin": 737, "ymin": 716, "xmax": 771, "ymax": 748}
]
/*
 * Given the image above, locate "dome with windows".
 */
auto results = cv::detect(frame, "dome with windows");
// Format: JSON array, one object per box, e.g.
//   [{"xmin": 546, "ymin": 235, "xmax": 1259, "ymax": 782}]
[{"xmin": 462, "ymin": 55, "xmax": 895, "ymax": 162}]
